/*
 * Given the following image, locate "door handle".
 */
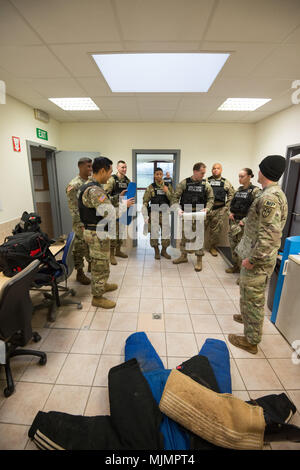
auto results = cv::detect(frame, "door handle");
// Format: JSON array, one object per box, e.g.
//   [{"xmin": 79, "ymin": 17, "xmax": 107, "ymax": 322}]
[
  {"xmin": 292, "ymin": 212, "xmax": 300, "ymax": 217},
  {"xmin": 282, "ymin": 259, "xmax": 289, "ymax": 275}
]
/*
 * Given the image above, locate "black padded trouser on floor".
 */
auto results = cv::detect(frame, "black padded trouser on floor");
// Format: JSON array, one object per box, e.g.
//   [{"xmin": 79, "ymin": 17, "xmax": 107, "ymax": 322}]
[{"xmin": 28, "ymin": 359, "xmax": 164, "ymax": 450}]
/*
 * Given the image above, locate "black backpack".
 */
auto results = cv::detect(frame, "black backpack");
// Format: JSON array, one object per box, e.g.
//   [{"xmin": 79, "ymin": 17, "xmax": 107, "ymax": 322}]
[
  {"xmin": 0, "ymin": 232, "xmax": 60, "ymax": 278},
  {"xmin": 12, "ymin": 211, "xmax": 42, "ymax": 235}
]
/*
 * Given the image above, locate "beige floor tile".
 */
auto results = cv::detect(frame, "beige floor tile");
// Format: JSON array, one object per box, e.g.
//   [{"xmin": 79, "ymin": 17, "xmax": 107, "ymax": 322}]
[
  {"xmin": 20, "ymin": 352, "xmax": 67, "ymax": 384},
  {"xmin": 191, "ymin": 315, "xmax": 222, "ymax": 334},
  {"xmin": 137, "ymin": 314, "xmax": 165, "ymax": 332},
  {"xmin": 167, "ymin": 357, "xmax": 190, "ymax": 369},
  {"xmin": 0, "ymin": 382, "xmax": 52, "ymax": 425},
  {"xmin": 216, "ymin": 315, "xmax": 244, "ymax": 334},
  {"xmin": 163, "ymin": 299, "xmax": 188, "ymax": 314},
  {"xmin": 0, "ymin": 423, "xmax": 30, "ymax": 450},
  {"xmin": 198, "ymin": 276, "xmax": 223, "ymax": 288},
  {"xmin": 163, "ymin": 286, "xmax": 185, "ymax": 299},
  {"xmin": 142, "ymin": 276, "xmax": 162, "ymax": 286},
  {"xmin": 286, "ymin": 390, "xmax": 300, "ymax": 411},
  {"xmin": 183, "ymin": 287, "xmax": 207, "ymax": 300},
  {"xmin": 122, "ymin": 276, "xmax": 143, "ymax": 287},
  {"xmin": 232, "ymin": 391, "xmax": 250, "ymax": 401},
  {"xmin": 102, "ymin": 331, "xmax": 131, "ymax": 355},
  {"xmin": 225, "ymin": 287, "xmax": 240, "ymax": 300},
  {"xmin": 141, "ymin": 285, "xmax": 163, "ymax": 298},
  {"xmin": 43, "ymin": 384, "xmax": 90, "ymax": 415},
  {"xmin": 0, "ymin": 355, "xmax": 32, "ymax": 383},
  {"xmin": 165, "ymin": 314, "xmax": 193, "ymax": 333},
  {"xmin": 204, "ymin": 287, "xmax": 230, "ymax": 300},
  {"xmin": 71, "ymin": 330, "xmax": 107, "ymax": 354},
  {"xmin": 114, "ymin": 298, "xmax": 140, "ymax": 313},
  {"xmin": 93, "ymin": 355, "xmax": 124, "ymax": 387},
  {"xmin": 210, "ymin": 299, "xmax": 238, "ymax": 315},
  {"xmin": 260, "ymin": 335, "xmax": 293, "ymax": 358},
  {"xmin": 118, "ymin": 285, "xmax": 141, "ymax": 298},
  {"xmin": 139, "ymin": 298, "xmax": 164, "ymax": 314},
  {"xmin": 84, "ymin": 387, "xmax": 110, "ymax": 416},
  {"xmin": 262, "ymin": 318, "xmax": 280, "ymax": 334},
  {"xmin": 41, "ymin": 329, "xmax": 78, "ymax": 353},
  {"xmin": 162, "ymin": 277, "xmax": 182, "ymax": 287},
  {"xmin": 146, "ymin": 332, "xmax": 167, "ymax": 356},
  {"xmin": 195, "ymin": 333, "xmax": 226, "ymax": 352},
  {"xmin": 187, "ymin": 300, "xmax": 213, "ymax": 315},
  {"xmin": 56, "ymin": 354, "xmax": 99, "ymax": 386},
  {"xmin": 268, "ymin": 359, "xmax": 300, "ymax": 389},
  {"xmin": 144, "ymin": 267, "xmax": 161, "ymax": 277},
  {"xmin": 235, "ymin": 359, "xmax": 283, "ymax": 390},
  {"xmin": 230, "ymin": 359, "xmax": 246, "ymax": 391},
  {"xmin": 180, "ymin": 277, "xmax": 202, "ymax": 287},
  {"xmin": 166, "ymin": 333, "xmax": 198, "ymax": 357},
  {"xmin": 110, "ymin": 313, "xmax": 138, "ymax": 331},
  {"xmin": 89, "ymin": 311, "xmax": 113, "ymax": 330},
  {"xmin": 49, "ymin": 308, "xmax": 88, "ymax": 329}
]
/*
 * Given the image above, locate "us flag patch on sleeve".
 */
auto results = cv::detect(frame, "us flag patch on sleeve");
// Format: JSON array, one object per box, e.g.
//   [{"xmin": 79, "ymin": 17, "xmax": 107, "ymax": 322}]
[{"xmin": 98, "ymin": 194, "xmax": 107, "ymax": 203}]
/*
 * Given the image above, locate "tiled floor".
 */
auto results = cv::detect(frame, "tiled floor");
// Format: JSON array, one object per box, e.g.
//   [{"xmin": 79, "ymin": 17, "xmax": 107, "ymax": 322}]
[{"xmin": 1, "ymin": 242, "xmax": 300, "ymax": 450}]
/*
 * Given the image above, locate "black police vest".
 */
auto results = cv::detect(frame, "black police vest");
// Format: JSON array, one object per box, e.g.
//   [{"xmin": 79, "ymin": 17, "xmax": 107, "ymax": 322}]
[
  {"xmin": 149, "ymin": 182, "xmax": 170, "ymax": 212},
  {"xmin": 230, "ymin": 184, "xmax": 257, "ymax": 219},
  {"xmin": 208, "ymin": 176, "xmax": 227, "ymax": 206},
  {"xmin": 163, "ymin": 177, "xmax": 173, "ymax": 185},
  {"xmin": 78, "ymin": 181, "xmax": 108, "ymax": 230},
  {"xmin": 180, "ymin": 178, "xmax": 207, "ymax": 210},
  {"xmin": 111, "ymin": 174, "xmax": 130, "ymax": 196}
]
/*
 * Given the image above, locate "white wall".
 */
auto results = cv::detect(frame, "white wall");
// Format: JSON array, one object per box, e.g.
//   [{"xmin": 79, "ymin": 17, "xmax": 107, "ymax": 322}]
[
  {"xmin": 253, "ymin": 104, "xmax": 300, "ymax": 168},
  {"xmin": 60, "ymin": 121, "xmax": 255, "ymax": 188},
  {"xmin": 0, "ymin": 95, "xmax": 60, "ymax": 223}
]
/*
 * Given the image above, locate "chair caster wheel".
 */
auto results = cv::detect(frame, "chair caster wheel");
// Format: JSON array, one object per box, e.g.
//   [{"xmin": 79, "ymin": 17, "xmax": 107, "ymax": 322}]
[
  {"xmin": 32, "ymin": 332, "xmax": 41, "ymax": 343},
  {"xmin": 39, "ymin": 355, "xmax": 47, "ymax": 366},
  {"xmin": 4, "ymin": 387, "xmax": 14, "ymax": 397},
  {"xmin": 77, "ymin": 304, "xmax": 83, "ymax": 310},
  {"xmin": 70, "ymin": 289, "xmax": 76, "ymax": 297}
]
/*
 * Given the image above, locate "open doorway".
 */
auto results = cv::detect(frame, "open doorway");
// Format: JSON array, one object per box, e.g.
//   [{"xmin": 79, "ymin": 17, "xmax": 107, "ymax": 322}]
[{"xmin": 132, "ymin": 149, "xmax": 180, "ymax": 247}]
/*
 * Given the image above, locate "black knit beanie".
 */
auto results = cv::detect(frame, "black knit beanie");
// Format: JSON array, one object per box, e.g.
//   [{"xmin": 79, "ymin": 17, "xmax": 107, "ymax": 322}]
[{"xmin": 259, "ymin": 155, "xmax": 286, "ymax": 181}]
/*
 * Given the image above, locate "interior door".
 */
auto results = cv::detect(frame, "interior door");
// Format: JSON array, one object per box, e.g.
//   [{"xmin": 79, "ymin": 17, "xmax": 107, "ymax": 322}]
[
  {"xmin": 54, "ymin": 151, "xmax": 100, "ymax": 235},
  {"xmin": 290, "ymin": 173, "xmax": 300, "ymax": 236}
]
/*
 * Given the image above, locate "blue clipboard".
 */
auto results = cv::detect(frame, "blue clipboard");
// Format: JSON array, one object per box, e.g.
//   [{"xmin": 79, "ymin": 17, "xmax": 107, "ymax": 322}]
[{"xmin": 119, "ymin": 182, "xmax": 136, "ymax": 225}]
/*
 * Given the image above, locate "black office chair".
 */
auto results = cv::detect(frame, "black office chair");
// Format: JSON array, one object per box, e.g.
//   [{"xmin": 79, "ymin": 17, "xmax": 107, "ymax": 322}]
[
  {"xmin": 0, "ymin": 260, "xmax": 47, "ymax": 397},
  {"xmin": 32, "ymin": 232, "xmax": 82, "ymax": 322}
]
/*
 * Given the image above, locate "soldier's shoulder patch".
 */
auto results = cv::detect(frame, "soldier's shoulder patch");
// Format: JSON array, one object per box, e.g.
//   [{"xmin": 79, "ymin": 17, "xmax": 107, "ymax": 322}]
[
  {"xmin": 67, "ymin": 184, "xmax": 73, "ymax": 193},
  {"xmin": 264, "ymin": 199, "xmax": 277, "ymax": 208},
  {"xmin": 98, "ymin": 194, "xmax": 107, "ymax": 203}
]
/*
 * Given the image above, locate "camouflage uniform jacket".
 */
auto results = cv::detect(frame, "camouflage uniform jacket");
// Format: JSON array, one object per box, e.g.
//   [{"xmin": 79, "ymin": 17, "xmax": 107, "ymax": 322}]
[
  {"xmin": 208, "ymin": 176, "xmax": 235, "ymax": 209},
  {"xmin": 142, "ymin": 181, "xmax": 174, "ymax": 218},
  {"xmin": 66, "ymin": 175, "xmax": 92, "ymax": 226},
  {"xmin": 104, "ymin": 174, "xmax": 131, "ymax": 208},
  {"xmin": 236, "ymin": 183, "xmax": 288, "ymax": 268},
  {"xmin": 173, "ymin": 178, "xmax": 214, "ymax": 212}
]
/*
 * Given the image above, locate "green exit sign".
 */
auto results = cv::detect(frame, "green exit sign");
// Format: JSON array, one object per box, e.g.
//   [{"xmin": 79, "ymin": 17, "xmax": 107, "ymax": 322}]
[{"xmin": 36, "ymin": 128, "xmax": 48, "ymax": 140}]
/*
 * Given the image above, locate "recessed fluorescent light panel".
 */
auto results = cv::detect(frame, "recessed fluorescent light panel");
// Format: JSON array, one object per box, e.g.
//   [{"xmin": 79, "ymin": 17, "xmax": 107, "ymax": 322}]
[
  {"xmin": 218, "ymin": 98, "xmax": 271, "ymax": 111},
  {"xmin": 49, "ymin": 97, "xmax": 99, "ymax": 111},
  {"xmin": 92, "ymin": 53, "xmax": 230, "ymax": 93}
]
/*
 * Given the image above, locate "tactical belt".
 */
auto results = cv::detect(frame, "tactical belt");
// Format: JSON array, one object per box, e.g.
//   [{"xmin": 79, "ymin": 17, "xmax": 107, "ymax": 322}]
[{"xmin": 84, "ymin": 224, "xmax": 108, "ymax": 232}]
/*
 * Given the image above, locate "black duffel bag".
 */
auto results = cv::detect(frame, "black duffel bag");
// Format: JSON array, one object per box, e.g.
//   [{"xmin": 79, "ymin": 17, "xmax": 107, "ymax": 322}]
[
  {"xmin": 12, "ymin": 211, "xmax": 42, "ymax": 235},
  {"xmin": 0, "ymin": 232, "xmax": 60, "ymax": 278}
]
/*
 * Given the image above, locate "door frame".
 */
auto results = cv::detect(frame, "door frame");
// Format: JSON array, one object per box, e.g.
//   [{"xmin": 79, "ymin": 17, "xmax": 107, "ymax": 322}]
[
  {"xmin": 26, "ymin": 140, "xmax": 62, "ymax": 238},
  {"xmin": 280, "ymin": 143, "xmax": 300, "ymax": 250}
]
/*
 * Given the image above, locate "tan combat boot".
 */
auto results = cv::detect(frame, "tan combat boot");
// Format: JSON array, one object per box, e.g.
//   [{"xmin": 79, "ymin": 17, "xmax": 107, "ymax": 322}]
[
  {"xmin": 154, "ymin": 246, "xmax": 161, "ymax": 260},
  {"xmin": 161, "ymin": 247, "xmax": 171, "ymax": 259},
  {"xmin": 195, "ymin": 255, "xmax": 202, "ymax": 272},
  {"xmin": 172, "ymin": 253, "xmax": 188, "ymax": 265},
  {"xmin": 104, "ymin": 283, "xmax": 118, "ymax": 293},
  {"xmin": 209, "ymin": 247, "xmax": 218, "ymax": 257},
  {"xmin": 116, "ymin": 248, "xmax": 128, "ymax": 258},
  {"xmin": 228, "ymin": 334, "xmax": 258, "ymax": 354},
  {"xmin": 225, "ymin": 265, "xmax": 240, "ymax": 273},
  {"xmin": 76, "ymin": 269, "xmax": 91, "ymax": 285},
  {"xmin": 110, "ymin": 247, "xmax": 117, "ymax": 265},
  {"xmin": 233, "ymin": 314, "xmax": 243, "ymax": 324},
  {"xmin": 92, "ymin": 296, "xmax": 116, "ymax": 309}
]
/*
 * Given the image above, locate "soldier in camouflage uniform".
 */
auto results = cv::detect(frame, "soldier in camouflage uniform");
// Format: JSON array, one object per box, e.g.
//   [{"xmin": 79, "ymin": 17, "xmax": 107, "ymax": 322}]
[
  {"xmin": 142, "ymin": 167, "xmax": 174, "ymax": 260},
  {"xmin": 228, "ymin": 155, "xmax": 288, "ymax": 354},
  {"xmin": 207, "ymin": 163, "xmax": 235, "ymax": 256},
  {"xmin": 78, "ymin": 157, "xmax": 135, "ymax": 309},
  {"xmin": 172, "ymin": 162, "xmax": 214, "ymax": 271},
  {"xmin": 66, "ymin": 157, "xmax": 92, "ymax": 285},
  {"xmin": 226, "ymin": 168, "xmax": 261, "ymax": 273},
  {"xmin": 104, "ymin": 160, "xmax": 131, "ymax": 265}
]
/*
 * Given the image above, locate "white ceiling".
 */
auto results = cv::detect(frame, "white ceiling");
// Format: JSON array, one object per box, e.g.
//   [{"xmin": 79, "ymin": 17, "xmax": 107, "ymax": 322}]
[{"xmin": 0, "ymin": 0, "xmax": 299, "ymax": 123}]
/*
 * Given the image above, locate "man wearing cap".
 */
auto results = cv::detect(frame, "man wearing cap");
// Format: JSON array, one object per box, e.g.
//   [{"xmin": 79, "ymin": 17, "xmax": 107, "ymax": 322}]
[{"xmin": 228, "ymin": 155, "xmax": 288, "ymax": 354}]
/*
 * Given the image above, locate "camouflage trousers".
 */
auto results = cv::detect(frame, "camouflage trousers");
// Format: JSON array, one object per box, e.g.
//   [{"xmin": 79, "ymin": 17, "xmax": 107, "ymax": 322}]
[
  {"xmin": 83, "ymin": 229, "xmax": 110, "ymax": 297},
  {"xmin": 240, "ymin": 260, "xmax": 275, "ymax": 345},
  {"xmin": 148, "ymin": 211, "xmax": 170, "ymax": 248},
  {"xmin": 180, "ymin": 218, "xmax": 205, "ymax": 256},
  {"xmin": 228, "ymin": 220, "xmax": 244, "ymax": 268},
  {"xmin": 73, "ymin": 223, "xmax": 91, "ymax": 270},
  {"xmin": 206, "ymin": 206, "xmax": 228, "ymax": 248},
  {"xmin": 110, "ymin": 220, "xmax": 124, "ymax": 250}
]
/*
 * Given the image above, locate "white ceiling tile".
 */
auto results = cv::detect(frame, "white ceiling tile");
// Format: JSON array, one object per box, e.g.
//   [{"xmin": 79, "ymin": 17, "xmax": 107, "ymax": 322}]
[
  {"xmin": 0, "ymin": 45, "xmax": 70, "ymax": 78},
  {"xmin": 67, "ymin": 110, "xmax": 109, "ymax": 121},
  {"xmin": 11, "ymin": 0, "xmax": 121, "ymax": 43},
  {"xmin": 209, "ymin": 77, "xmax": 292, "ymax": 98},
  {"xmin": 251, "ymin": 44, "xmax": 300, "ymax": 79},
  {"xmin": 139, "ymin": 109, "xmax": 176, "ymax": 120},
  {"xmin": 123, "ymin": 41, "xmax": 201, "ymax": 52},
  {"xmin": 240, "ymin": 111, "xmax": 275, "ymax": 122},
  {"xmin": 205, "ymin": 0, "xmax": 300, "ymax": 43},
  {"xmin": 76, "ymin": 77, "xmax": 112, "ymax": 96},
  {"xmin": 207, "ymin": 111, "xmax": 248, "ymax": 122},
  {"xmin": 0, "ymin": 0, "xmax": 42, "ymax": 45},
  {"xmin": 173, "ymin": 109, "xmax": 214, "ymax": 122},
  {"xmin": 100, "ymin": 109, "xmax": 141, "ymax": 121},
  {"xmin": 49, "ymin": 43, "xmax": 124, "ymax": 77},
  {"xmin": 284, "ymin": 25, "xmax": 300, "ymax": 43},
  {"xmin": 176, "ymin": 96, "xmax": 224, "ymax": 112},
  {"xmin": 115, "ymin": 0, "xmax": 215, "ymax": 41},
  {"xmin": 93, "ymin": 96, "xmax": 138, "ymax": 111},
  {"xmin": 202, "ymin": 42, "xmax": 276, "ymax": 78},
  {"xmin": 25, "ymin": 78, "xmax": 88, "ymax": 98},
  {"xmin": 137, "ymin": 97, "xmax": 181, "ymax": 110}
]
